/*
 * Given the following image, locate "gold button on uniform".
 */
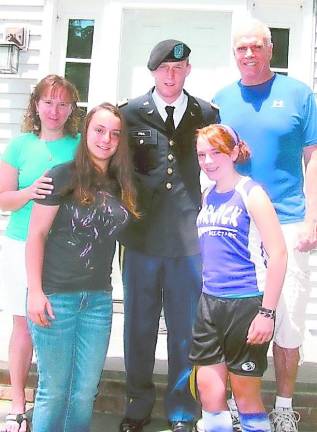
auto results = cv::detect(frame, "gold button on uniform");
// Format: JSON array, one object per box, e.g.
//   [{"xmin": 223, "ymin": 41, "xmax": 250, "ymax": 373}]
[
  {"xmin": 167, "ymin": 153, "xmax": 174, "ymax": 161},
  {"xmin": 169, "ymin": 140, "xmax": 175, "ymax": 147},
  {"xmin": 167, "ymin": 167, "xmax": 173, "ymax": 175},
  {"xmin": 166, "ymin": 182, "xmax": 172, "ymax": 190}
]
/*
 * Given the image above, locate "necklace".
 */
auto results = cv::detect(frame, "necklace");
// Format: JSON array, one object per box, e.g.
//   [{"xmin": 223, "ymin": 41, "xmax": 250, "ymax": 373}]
[
  {"xmin": 40, "ymin": 134, "xmax": 63, "ymax": 161},
  {"xmin": 43, "ymin": 141, "xmax": 53, "ymax": 161},
  {"xmin": 40, "ymin": 139, "xmax": 54, "ymax": 161},
  {"xmin": 47, "ymin": 147, "xmax": 53, "ymax": 161}
]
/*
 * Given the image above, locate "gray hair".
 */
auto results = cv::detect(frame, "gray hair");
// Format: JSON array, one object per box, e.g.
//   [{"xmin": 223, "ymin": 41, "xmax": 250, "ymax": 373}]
[{"xmin": 232, "ymin": 17, "xmax": 272, "ymax": 48}]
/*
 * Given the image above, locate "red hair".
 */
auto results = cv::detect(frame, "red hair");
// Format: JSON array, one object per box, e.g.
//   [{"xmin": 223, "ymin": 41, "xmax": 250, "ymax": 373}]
[{"xmin": 197, "ymin": 124, "xmax": 250, "ymax": 163}]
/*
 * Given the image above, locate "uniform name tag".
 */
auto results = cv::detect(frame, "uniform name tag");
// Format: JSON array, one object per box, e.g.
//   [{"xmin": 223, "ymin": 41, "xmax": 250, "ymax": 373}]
[{"xmin": 131, "ymin": 130, "xmax": 152, "ymax": 137}]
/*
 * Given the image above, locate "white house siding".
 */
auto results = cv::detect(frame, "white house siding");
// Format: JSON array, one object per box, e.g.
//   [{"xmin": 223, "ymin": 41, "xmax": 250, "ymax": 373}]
[{"xmin": 0, "ymin": 0, "xmax": 46, "ymax": 155}]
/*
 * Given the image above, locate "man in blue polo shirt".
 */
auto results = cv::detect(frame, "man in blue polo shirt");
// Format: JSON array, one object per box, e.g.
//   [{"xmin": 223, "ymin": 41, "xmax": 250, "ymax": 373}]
[{"xmin": 213, "ymin": 18, "xmax": 317, "ymax": 432}]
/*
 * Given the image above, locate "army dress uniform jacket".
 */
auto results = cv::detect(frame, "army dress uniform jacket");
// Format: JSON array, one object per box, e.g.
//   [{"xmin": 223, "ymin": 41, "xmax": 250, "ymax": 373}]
[{"xmin": 119, "ymin": 88, "xmax": 219, "ymax": 257}]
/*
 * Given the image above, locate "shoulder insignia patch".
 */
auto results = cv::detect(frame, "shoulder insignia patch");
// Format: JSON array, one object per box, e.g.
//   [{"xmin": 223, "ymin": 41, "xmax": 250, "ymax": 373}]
[{"xmin": 117, "ymin": 98, "xmax": 128, "ymax": 108}]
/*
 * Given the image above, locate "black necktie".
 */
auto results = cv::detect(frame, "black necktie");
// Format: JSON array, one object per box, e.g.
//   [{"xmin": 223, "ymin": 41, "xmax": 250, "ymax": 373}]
[{"xmin": 165, "ymin": 106, "xmax": 175, "ymax": 137}]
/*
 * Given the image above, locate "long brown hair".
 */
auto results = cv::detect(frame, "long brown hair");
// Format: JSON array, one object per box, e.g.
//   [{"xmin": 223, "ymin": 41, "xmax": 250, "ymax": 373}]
[
  {"xmin": 67, "ymin": 102, "xmax": 139, "ymax": 217},
  {"xmin": 22, "ymin": 74, "xmax": 81, "ymax": 136}
]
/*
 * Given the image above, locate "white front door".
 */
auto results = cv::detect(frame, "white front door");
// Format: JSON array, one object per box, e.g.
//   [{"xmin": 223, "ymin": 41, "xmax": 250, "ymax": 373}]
[{"xmin": 118, "ymin": 8, "xmax": 235, "ymax": 101}]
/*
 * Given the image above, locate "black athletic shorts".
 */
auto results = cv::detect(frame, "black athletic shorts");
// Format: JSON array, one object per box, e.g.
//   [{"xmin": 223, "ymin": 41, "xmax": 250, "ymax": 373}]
[{"xmin": 189, "ymin": 292, "xmax": 271, "ymax": 377}]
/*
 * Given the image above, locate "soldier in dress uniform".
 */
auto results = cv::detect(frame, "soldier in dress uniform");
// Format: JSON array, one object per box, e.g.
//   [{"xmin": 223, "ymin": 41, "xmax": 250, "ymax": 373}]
[{"xmin": 118, "ymin": 39, "xmax": 219, "ymax": 432}]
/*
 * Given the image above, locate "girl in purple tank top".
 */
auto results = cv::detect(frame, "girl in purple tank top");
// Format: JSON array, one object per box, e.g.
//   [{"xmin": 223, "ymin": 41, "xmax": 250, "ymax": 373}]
[{"xmin": 190, "ymin": 124, "xmax": 287, "ymax": 432}]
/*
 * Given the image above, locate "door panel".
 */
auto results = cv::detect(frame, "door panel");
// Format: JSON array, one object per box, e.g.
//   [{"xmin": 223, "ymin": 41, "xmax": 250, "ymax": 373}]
[{"xmin": 118, "ymin": 9, "xmax": 235, "ymax": 101}]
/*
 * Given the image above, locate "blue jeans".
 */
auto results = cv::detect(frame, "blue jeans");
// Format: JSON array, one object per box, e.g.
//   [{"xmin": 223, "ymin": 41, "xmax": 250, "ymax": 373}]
[{"xmin": 29, "ymin": 290, "xmax": 112, "ymax": 432}]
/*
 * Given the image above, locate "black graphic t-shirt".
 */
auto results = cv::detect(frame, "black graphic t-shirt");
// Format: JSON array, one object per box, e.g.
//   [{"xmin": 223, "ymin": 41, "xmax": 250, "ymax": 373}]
[{"xmin": 35, "ymin": 162, "xmax": 129, "ymax": 294}]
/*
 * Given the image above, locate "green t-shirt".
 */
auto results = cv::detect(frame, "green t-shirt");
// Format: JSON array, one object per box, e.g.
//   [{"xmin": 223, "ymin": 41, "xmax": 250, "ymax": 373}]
[{"xmin": 2, "ymin": 132, "xmax": 80, "ymax": 240}]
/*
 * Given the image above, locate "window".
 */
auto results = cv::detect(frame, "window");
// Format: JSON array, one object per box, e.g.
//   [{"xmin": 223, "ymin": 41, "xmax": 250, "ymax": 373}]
[
  {"xmin": 270, "ymin": 28, "xmax": 289, "ymax": 76},
  {"xmin": 64, "ymin": 19, "xmax": 95, "ymax": 113}
]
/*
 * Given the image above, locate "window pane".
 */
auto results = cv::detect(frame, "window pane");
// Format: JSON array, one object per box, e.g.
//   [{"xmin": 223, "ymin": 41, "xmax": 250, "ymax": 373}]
[
  {"xmin": 270, "ymin": 28, "xmax": 289, "ymax": 69},
  {"xmin": 66, "ymin": 19, "xmax": 94, "ymax": 59},
  {"xmin": 65, "ymin": 62, "xmax": 91, "ymax": 102}
]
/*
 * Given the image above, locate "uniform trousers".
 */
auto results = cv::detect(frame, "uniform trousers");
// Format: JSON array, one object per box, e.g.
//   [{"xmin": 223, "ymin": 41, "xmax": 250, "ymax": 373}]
[{"xmin": 122, "ymin": 249, "xmax": 201, "ymax": 422}]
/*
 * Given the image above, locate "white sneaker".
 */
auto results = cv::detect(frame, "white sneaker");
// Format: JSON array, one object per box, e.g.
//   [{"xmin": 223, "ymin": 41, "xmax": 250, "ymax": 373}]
[
  {"xmin": 269, "ymin": 407, "xmax": 300, "ymax": 432},
  {"xmin": 195, "ymin": 418, "xmax": 204, "ymax": 432},
  {"xmin": 227, "ymin": 398, "xmax": 242, "ymax": 432}
]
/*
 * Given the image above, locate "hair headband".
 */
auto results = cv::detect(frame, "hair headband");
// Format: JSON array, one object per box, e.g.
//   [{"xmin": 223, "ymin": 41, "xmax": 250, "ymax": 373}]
[{"xmin": 220, "ymin": 124, "xmax": 240, "ymax": 146}]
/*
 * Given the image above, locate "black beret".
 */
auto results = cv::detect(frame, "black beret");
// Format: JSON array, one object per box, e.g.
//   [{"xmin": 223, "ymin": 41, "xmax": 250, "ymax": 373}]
[{"xmin": 147, "ymin": 39, "xmax": 191, "ymax": 71}]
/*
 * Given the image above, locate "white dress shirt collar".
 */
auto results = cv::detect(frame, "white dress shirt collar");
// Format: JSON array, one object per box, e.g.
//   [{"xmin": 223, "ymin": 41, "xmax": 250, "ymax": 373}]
[{"xmin": 152, "ymin": 89, "xmax": 188, "ymax": 128}]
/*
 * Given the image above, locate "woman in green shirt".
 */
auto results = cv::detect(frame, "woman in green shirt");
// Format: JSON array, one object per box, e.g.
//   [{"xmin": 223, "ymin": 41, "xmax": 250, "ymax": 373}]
[{"xmin": 0, "ymin": 74, "xmax": 81, "ymax": 432}]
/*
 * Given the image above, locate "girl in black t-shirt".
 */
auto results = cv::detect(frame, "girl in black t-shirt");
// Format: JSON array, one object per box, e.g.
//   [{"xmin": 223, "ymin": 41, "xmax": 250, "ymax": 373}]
[{"xmin": 26, "ymin": 102, "xmax": 138, "ymax": 432}]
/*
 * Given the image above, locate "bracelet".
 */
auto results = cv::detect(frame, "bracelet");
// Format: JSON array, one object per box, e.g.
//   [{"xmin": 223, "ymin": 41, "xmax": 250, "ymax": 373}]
[{"xmin": 258, "ymin": 306, "xmax": 276, "ymax": 319}]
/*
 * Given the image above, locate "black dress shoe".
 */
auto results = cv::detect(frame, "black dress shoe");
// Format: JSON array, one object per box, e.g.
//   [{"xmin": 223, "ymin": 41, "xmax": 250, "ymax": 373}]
[
  {"xmin": 170, "ymin": 421, "xmax": 195, "ymax": 432},
  {"xmin": 119, "ymin": 416, "xmax": 151, "ymax": 432}
]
